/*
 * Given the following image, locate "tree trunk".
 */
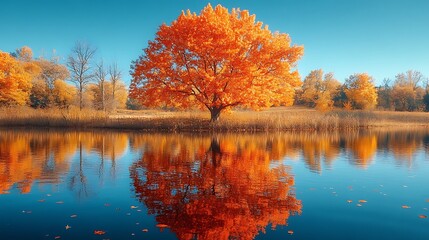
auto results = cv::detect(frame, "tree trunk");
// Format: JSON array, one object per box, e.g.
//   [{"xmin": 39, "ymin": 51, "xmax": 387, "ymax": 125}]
[
  {"xmin": 209, "ymin": 137, "xmax": 222, "ymax": 167},
  {"xmin": 209, "ymin": 107, "xmax": 222, "ymax": 122}
]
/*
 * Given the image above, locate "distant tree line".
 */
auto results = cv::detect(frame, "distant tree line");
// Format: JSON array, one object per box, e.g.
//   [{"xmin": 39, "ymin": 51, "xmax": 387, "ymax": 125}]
[
  {"xmin": 296, "ymin": 69, "xmax": 428, "ymax": 112},
  {"xmin": 0, "ymin": 43, "xmax": 127, "ymax": 111}
]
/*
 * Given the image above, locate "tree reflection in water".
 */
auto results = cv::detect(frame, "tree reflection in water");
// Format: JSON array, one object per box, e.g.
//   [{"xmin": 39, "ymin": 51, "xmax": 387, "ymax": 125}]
[{"xmin": 130, "ymin": 134, "xmax": 302, "ymax": 240}]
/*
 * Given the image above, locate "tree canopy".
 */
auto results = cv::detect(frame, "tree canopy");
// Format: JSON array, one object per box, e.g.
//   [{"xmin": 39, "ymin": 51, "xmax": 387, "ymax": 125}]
[
  {"xmin": 0, "ymin": 51, "xmax": 33, "ymax": 105},
  {"xmin": 130, "ymin": 4, "xmax": 303, "ymax": 121},
  {"xmin": 344, "ymin": 73, "xmax": 378, "ymax": 110}
]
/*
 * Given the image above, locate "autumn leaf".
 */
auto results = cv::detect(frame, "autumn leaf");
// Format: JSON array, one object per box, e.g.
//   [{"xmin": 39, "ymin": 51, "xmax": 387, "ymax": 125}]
[
  {"xmin": 156, "ymin": 224, "xmax": 169, "ymax": 228},
  {"xmin": 94, "ymin": 230, "xmax": 106, "ymax": 235}
]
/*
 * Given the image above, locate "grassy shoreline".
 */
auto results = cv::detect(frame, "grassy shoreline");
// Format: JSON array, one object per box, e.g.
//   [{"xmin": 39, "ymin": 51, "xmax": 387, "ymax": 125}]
[{"xmin": 1, "ymin": 106, "xmax": 429, "ymax": 132}]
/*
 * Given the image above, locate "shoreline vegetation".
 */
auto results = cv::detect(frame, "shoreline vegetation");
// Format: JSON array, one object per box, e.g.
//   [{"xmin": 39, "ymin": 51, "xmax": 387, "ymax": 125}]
[{"xmin": 1, "ymin": 106, "xmax": 429, "ymax": 132}]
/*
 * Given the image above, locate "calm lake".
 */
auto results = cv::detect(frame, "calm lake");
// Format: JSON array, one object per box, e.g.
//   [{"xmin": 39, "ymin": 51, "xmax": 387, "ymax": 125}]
[{"xmin": 0, "ymin": 129, "xmax": 428, "ymax": 240}]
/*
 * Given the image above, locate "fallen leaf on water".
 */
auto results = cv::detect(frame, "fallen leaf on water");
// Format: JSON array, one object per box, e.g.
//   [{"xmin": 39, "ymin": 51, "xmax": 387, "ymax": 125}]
[
  {"xmin": 347, "ymin": 200, "xmax": 353, "ymax": 203},
  {"xmin": 65, "ymin": 225, "xmax": 71, "ymax": 230},
  {"xmin": 130, "ymin": 206, "xmax": 138, "ymax": 209},
  {"xmin": 419, "ymin": 215, "xmax": 427, "ymax": 219},
  {"xmin": 56, "ymin": 201, "xmax": 64, "ymax": 204},
  {"xmin": 142, "ymin": 229, "xmax": 149, "ymax": 232},
  {"xmin": 402, "ymin": 205, "xmax": 411, "ymax": 209},
  {"xmin": 358, "ymin": 200, "xmax": 367, "ymax": 203},
  {"xmin": 156, "ymin": 224, "xmax": 169, "ymax": 228},
  {"xmin": 94, "ymin": 230, "xmax": 106, "ymax": 235},
  {"xmin": 288, "ymin": 230, "xmax": 294, "ymax": 235},
  {"xmin": 70, "ymin": 215, "xmax": 77, "ymax": 218}
]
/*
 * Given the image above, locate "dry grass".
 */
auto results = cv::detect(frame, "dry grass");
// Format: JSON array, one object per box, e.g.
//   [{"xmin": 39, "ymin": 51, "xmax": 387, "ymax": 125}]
[{"xmin": 1, "ymin": 106, "xmax": 429, "ymax": 132}]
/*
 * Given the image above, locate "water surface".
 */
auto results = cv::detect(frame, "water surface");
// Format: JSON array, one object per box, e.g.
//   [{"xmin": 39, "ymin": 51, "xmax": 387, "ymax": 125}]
[{"xmin": 0, "ymin": 129, "xmax": 428, "ymax": 239}]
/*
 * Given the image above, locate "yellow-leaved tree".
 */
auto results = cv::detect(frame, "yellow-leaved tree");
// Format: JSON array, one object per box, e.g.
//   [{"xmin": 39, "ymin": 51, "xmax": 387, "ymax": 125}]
[
  {"xmin": 0, "ymin": 51, "xmax": 33, "ymax": 105},
  {"xmin": 344, "ymin": 73, "xmax": 377, "ymax": 110},
  {"xmin": 130, "ymin": 4, "xmax": 304, "ymax": 121}
]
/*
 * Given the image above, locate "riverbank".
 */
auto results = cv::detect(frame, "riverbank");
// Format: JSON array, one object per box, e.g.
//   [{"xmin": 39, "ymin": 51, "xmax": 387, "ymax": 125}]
[{"xmin": 1, "ymin": 106, "xmax": 428, "ymax": 132}]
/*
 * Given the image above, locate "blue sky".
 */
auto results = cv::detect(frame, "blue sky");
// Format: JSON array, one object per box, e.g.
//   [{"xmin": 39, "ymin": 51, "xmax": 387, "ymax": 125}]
[{"xmin": 1, "ymin": 0, "xmax": 428, "ymax": 85}]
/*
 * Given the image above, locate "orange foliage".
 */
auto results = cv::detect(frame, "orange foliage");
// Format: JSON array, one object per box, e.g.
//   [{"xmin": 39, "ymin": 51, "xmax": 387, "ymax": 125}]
[
  {"xmin": 0, "ymin": 51, "xmax": 34, "ymax": 105},
  {"xmin": 344, "ymin": 73, "xmax": 377, "ymax": 110},
  {"xmin": 130, "ymin": 4, "xmax": 303, "ymax": 121}
]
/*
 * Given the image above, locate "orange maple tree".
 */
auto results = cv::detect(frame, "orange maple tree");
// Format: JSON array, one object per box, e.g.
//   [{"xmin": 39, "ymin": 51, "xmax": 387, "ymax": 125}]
[{"xmin": 130, "ymin": 4, "xmax": 303, "ymax": 121}]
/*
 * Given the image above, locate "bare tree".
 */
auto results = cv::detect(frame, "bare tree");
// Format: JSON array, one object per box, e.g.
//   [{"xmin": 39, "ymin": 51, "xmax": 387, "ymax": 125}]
[
  {"xmin": 67, "ymin": 42, "xmax": 96, "ymax": 110},
  {"xmin": 94, "ymin": 61, "xmax": 107, "ymax": 111},
  {"xmin": 109, "ymin": 62, "xmax": 121, "ymax": 110}
]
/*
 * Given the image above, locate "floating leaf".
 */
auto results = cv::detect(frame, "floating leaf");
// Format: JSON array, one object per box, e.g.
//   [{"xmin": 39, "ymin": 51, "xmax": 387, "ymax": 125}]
[
  {"xmin": 156, "ymin": 224, "xmax": 169, "ymax": 228},
  {"xmin": 94, "ymin": 230, "xmax": 106, "ymax": 235},
  {"xmin": 419, "ymin": 215, "xmax": 427, "ymax": 219}
]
